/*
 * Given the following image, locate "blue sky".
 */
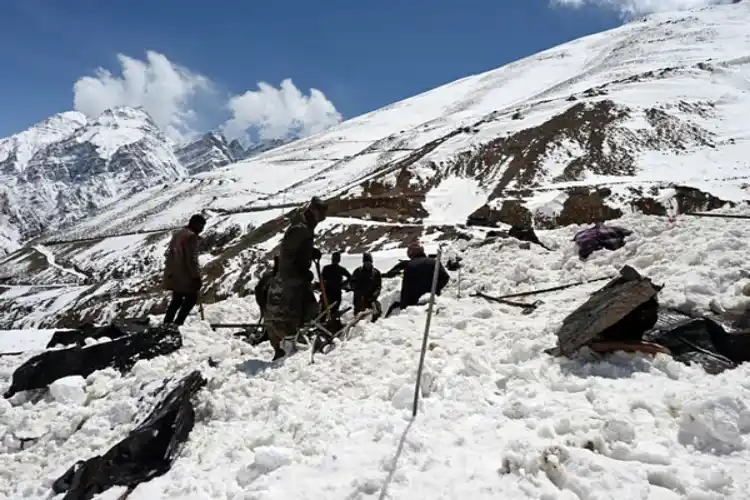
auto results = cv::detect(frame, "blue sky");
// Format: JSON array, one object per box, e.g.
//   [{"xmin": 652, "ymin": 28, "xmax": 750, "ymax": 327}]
[{"xmin": 0, "ymin": 0, "xmax": 716, "ymax": 141}]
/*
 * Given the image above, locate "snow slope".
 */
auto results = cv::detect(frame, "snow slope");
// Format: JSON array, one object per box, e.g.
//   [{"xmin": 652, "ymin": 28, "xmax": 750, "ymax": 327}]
[
  {"xmin": 4, "ymin": 2, "xmax": 750, "ymax": 327},
  {"xmin": 41, "ymin": 1, "xmax": 750, "ymax": 245},
  {"xmin": 2, "ymin": 212, "xmax": 750, "ymax": 498}
]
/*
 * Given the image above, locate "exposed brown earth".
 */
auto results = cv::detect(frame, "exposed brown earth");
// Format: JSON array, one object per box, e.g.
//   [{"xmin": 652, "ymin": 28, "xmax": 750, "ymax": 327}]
[
  {"xmin": 467, "ymin": 184, "xmax": 736, "ymax": 230},
  {"xmin": 335, "ymin": 97, "xmax": 715, "ymax": 227}
]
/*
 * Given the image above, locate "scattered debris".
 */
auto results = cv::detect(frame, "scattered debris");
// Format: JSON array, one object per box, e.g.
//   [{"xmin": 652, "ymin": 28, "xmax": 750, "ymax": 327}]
[
  {"xmin": 4, "ymin": 326, "xmax": 182, "ymax": 398},
  {"xmin": 483, "ymin": 276, "xmax": 614, "ymax": 301},
  {"xmin": 554, "ymin": 265, "xmax": 661, "ymax": 356},
  {"xmin": 547, "ymin": 266, "xmax": 750, "ymax": 374},
  {"xmin": 471, "ymin": 291, "xmax": 542, "ymax": 315},
  {"xmin": 644, "ymin": 311, "xmax": 750, "ymax": 374},
  {"xmin": 51, "ymin": 371, "xmax": 206, "ymax": 500},
  {"xmin": 573, "ymin": 222, "xmax": 632, "ymax": 260},
  {"xmin": 508, "ymin": 226, "xmax": 550, "ymax": 250}
]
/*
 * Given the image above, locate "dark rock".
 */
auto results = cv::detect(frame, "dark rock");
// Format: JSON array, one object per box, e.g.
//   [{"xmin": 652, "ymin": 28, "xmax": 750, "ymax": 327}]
[
  {"xmin": 52, "ymin": 371, "xmax": 206, "ymax": 500},
  {"xmin": 556, "ymin": 266, "xmax": 661, "ymax": 356},
  {"xmin": 466, "ymin": 215, "xmax": 499, "ymax": 228},
  {"xmin": 4, "ymin": 326, "xmax": 182, "ymax": 398},
  {"xmin": 508, "ymin": 225, "xmax": 548, "ymax": 250}
]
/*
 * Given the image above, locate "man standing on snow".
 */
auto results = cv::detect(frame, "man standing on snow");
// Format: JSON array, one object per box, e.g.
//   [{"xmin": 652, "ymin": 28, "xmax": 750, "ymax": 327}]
[
  {"xmin": 318, "ymin": 251, "xmax": 351, "ymax": 318},
  {"xmin": 385, "ymin": 242, "xmax": 449, "ymax": 317},
  {"xmin": 163, "ymin": 214, "xmax": 206, "ymax": 327},
  {"xmin": 264, "ymin": 196, "xmax": 327, "ymax": 360},
  {"xmin": 350, "ymin": 252, "xmax": 383, "ymax": 322}
]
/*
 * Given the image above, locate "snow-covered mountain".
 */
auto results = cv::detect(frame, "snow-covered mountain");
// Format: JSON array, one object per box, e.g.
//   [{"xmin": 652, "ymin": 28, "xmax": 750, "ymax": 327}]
[
  {"xmin": 2, "ymin": 2, "xmax": 750, "ymax": 328},
  {"xmin": 175, "ymin": 132, "xmax": 236, "ymax": 175},
  {"xmin": 176, "ymin": 133, "xmax": 299, "ymax": 175},
  {"xmin": 0, "ymin": 110, "xmax": 297, "ymax": 257},
  {"xmin": 0, "ymin": 107, "xmax": 185, "ymax": 257}
]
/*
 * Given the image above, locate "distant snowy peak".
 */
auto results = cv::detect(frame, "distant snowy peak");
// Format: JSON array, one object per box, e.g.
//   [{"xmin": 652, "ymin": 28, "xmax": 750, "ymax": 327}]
[
  {"xmin": 242, "ymin": 137, "xmax": 294, "ymax": 158},
  {"xmin": 228, "ymin": 136, "xmax": 298, "ymax": 161},
  {"xmin": 75, "ymin": 106, "xmax": 168, "ymax": 160},
  {"xmin": 0, "ymin": 105, "xmax": 185, "ymax": 256},
  {"xmin": 176, "ymin": 132, "xmax": 236, "ymax": 175},
  {"xmin": 175, "ymin": 133, "xmax": 298, "ymax": 175},
  {"xmin": 0, "ymin": 111, "xmax": 87, "ymax": 176}
]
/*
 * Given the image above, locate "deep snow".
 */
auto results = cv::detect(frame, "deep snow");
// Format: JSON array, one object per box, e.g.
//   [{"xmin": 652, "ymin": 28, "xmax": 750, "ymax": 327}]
[{"xmin": 2, "ymin": 212, "xmax": 750, "ymax": 499}]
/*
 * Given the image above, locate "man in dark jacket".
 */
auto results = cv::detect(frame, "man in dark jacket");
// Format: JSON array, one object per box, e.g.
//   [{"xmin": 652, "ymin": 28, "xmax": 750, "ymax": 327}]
[
  {"xmin": 386, "ymin": 243, "xmax": 450, "ymax": 317},
  {"xmin": 318, "ymin": 252, "xmax": 351, "ymax": 318},
  {"xmin": 264, "ymin": 196, "xmax": 327, "ymax": 360},
  {"xmin": 254, "ymin": 255, "xmax": 279, "ymax": 316},
  {"xmin": 163, "ymin": 214, "xmax": 206, "ymax": 326},
  {"xmin": 351, "ymin": 252, "xmax": 382, "ymax": 321}
]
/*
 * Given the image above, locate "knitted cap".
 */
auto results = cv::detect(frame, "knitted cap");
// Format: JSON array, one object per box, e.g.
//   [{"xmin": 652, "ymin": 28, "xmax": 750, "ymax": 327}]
[{"xmin": 407, "ymin": 242, "xmax": 424, "ymax": 259}]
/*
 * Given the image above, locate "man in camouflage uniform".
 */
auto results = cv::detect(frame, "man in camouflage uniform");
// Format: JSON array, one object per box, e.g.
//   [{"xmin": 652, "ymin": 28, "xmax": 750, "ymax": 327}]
[{"xmin": 263, "ymin": 197, "xmax": 327, "ymax": 360}]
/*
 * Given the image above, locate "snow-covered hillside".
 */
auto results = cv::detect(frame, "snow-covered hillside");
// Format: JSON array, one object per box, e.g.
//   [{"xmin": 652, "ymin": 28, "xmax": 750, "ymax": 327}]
[
  {"xmin": 2, "ymin": 211, "xmax": 750, "ymax": 499},
  {"xmin": 2, "ymin": 2, "xmax": 750, "ymax": 327},
  {"xmin": 42, "ymin": 2, "xmax": 750, "ymax": 245},
  {"xmin": 0, "ymin": 107, "xmax": 186, "ymax": 257},
  {"xmin": 0, "ymin": 111, "xmax": 296, "ymax": 257},
  {"xmin": 175, "ymin": 132, "xmax": 236, "ymax": 175},
  {"xmin": 174, "ymin": 133, "xmax": 297, "ymax": 175}
]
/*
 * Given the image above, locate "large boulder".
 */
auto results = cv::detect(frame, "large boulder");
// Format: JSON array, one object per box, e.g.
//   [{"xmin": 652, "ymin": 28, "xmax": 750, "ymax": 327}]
[
  {"xmin": 4, "ymin": 326, "xmax": 182, "ymax": 398},
  {"xmin": 52, "ymin": 371, "xmax": 206, "ymax": 500},
  {"xmin": 556, "ymin": 266, "xmax": 661, "ymax": 356}
]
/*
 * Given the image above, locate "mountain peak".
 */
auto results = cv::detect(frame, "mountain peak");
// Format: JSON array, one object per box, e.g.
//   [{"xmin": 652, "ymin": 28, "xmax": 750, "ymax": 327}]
[{"xmin": 94, "ymin": 106, "xmax": 156, "ymax": 127}]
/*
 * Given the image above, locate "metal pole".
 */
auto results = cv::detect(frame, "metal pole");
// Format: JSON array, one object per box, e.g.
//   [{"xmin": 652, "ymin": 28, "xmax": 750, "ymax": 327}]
[
  {"xmin": 198, "ymin": 290, "xmax": 205, "ymax": 321},
  {"xmin": 457, "ymin": 265, "xmax": 461, "ymax": 299},
  {"xmin": 412, "ymin": 246, "xmax": 442, "ymax": 418}
]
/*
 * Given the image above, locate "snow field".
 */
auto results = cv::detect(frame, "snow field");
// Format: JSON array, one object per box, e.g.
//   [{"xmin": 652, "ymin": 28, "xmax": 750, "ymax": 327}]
[{"xmin": 2, "ymin": 212, "xmax": 750, "ymax": 498}]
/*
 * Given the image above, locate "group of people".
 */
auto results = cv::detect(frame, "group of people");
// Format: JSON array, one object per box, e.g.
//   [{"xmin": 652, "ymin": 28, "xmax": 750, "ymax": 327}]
[{"xmin": 161, "ymin": 196, "xmax": 451, "ymax": 361}]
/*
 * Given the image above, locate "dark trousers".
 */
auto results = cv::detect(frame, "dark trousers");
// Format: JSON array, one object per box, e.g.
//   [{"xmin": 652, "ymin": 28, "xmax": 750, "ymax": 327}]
[
  {"xmin": 385, "ymin": 301, "xmax": 401, "ymax": 318},
  {"xmin": 320, "ymin": 293, "xmax": 342, "ymax": 318},
  {"xmin": 164, "ymin": 292, "xmax": 198, "ymax": 325}
]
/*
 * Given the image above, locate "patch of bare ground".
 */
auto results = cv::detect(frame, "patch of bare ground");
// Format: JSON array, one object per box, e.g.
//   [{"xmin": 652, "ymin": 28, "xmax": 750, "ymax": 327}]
[
  {"xmin": 316, "ymin": 223, "xmax": 466, "ymax": 254},
  {"xmin": 469, "ymin": 185, "xmax": 735, "ymax": 230},
  {"xmin": 336, "ymin": 100, "xmax": 640, "ymax": 224},
  {"xmin": 327, "ymin": 195, "xmax": 427, "ymax": 223}
]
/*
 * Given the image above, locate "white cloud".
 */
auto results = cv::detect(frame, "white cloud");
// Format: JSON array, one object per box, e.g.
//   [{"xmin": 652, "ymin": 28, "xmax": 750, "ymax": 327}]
[
  {"xmin": 551, "ymin": 0, "xmax": 736, "ymax": 18},
  {"xmin": 223, "ymin": 78, "xmax": 343, "ymax": 142},
  {"xmin": 73, "ymin": 51, "xmax": 212, "ymax": 141}
]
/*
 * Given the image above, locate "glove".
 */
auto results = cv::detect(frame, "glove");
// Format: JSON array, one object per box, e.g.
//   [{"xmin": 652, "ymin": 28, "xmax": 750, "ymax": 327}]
[{"xmin": 311, "ymin": 247, "xmax": 322, "ymax": 261}]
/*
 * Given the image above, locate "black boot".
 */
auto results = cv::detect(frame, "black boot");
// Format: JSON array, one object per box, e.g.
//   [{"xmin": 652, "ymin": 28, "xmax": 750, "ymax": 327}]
[{"xmin": 272, "ymin": 346, "xmax": 286, "ymax": 361}]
